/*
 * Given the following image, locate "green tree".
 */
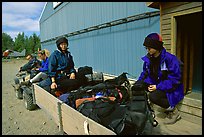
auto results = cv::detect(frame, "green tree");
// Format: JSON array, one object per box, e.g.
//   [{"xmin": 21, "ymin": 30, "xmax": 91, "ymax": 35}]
[
  {"xmin": 31, "ymin": 33, "xmax": 41, "ymax": 53},
  {"xmin": 25, "ymin": 33, "xmax": 41, "ymax": 55},
  {"xmin": 2, "ymin": 32, "xmax": 41, "ymax": 55},
  {"xmin": 24, "ymin": 35, "xmax": 31, "ymax": 55},
  {"xmin": 2, "ymin": 32, "xmax": 14, "ymax": 53},
  {"xmin": 14, "ymin": 32, "xmax": 25, "ymax": 52}
]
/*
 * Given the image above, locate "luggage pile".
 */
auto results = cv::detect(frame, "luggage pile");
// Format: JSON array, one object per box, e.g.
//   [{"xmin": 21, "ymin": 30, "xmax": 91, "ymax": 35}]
[
  {"xmin": 13, "ymin": 64, "xmax": 158, "ymax": 134},
  {"xmin": 57, "ymin": 66, "xmax": 158, "ymax": 135}
]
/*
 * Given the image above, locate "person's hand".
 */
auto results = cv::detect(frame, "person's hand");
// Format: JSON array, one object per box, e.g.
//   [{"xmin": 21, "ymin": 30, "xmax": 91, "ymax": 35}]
[
  {"xmin": 70, "ymin": 73, "xmax": 75, "ymax": 79},
  {"xmin": 51, "ymin": 82, "xmax": 57, "ymax": 89},
  {"xmin": 148, "ymin": 85, "xmax": 156, "ymax": 92}
]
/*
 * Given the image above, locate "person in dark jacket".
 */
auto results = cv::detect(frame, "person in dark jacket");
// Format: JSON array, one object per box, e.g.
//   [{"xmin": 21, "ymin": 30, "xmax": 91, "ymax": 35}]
[
  {"xmin": 39, "ymin": 37, "xmax": 80, "ymax": 93},
  {"xmin": 133, "ymin": 33, "xmax": 184, "ymax": 124},
  {"xmin": 19, "ymin": 54, "xmax": 40, "ymax": 72}
]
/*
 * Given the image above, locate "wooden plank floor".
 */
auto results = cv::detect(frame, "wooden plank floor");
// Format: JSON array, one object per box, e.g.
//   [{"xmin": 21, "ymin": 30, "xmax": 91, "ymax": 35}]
[{"xmin": 151, "ymin": 111, "xmax": 202, "ymax": 135}]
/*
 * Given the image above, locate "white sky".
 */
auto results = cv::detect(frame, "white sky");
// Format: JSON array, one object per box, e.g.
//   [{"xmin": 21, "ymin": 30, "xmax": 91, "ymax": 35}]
[{"xmin": 2, "ymin": 2, "xmax": 46, "ymax": 40}]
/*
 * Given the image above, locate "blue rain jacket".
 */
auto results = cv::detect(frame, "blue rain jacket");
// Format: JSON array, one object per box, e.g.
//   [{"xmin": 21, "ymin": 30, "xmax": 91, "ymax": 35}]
[
  {"xmin": 138, "ymin": 48, "xmax": 184, "ymax": 107},
  {"xmin": 48, "ymin": 49, "xmax": 76, "ymax": 78}
]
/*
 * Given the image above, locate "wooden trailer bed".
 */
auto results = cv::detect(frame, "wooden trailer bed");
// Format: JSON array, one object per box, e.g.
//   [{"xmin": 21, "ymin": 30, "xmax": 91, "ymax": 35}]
[{"xmin": 33, "ymin": 84, "xmax": 116, "ymax": 135}]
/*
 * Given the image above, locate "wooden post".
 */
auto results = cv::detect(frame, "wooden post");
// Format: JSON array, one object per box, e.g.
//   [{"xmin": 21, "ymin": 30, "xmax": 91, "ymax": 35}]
[{"xmin": 57, "ymin": 102, "xmax": 63, "ymax": 133}]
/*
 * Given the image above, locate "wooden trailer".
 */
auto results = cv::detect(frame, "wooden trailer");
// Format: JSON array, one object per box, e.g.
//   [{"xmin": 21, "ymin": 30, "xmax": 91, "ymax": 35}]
[{"xmin": 32, "ymin": 83, "xmax": 116, "ymax": 135}]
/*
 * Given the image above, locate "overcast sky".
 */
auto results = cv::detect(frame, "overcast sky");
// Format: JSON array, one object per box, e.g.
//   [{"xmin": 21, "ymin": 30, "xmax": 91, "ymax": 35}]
[{"xmin": 2, "ymin": 2, "xmax": 46, "ymax": 40}]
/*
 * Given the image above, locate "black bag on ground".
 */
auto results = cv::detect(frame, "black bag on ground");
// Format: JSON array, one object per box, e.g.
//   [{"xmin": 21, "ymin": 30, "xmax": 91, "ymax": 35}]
[
  {"xmin": 76, "ymin": 66, "xmax": 104, "ymax": 86},
  {"xmin": 78, "ymin": 66, "xmax": 93, "ymax": 75},
  {"xmin": 77, "ymin": 97, "xmax": 117, "ymax": 124},
  {"xmin": 104, "ymin": 72, "xmax": 130, "ymax": 87},
  {"xmin": 106, "ymin": 86, "xmax": 130, "ymax": 104},
  {"xmin": 76, "ymin": 66, "xmax": 93, "ymax": 86},
  {"xmin": 67, "ymin": 72, "xmax": 130, "ymax": 105},
  {"xmin": 106, "ymin": 89, "xmax": 158, "ymax": 135}
]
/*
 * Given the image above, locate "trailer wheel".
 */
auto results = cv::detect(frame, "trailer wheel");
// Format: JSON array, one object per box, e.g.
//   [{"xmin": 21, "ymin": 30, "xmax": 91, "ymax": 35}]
[
  {"xmin": 23, "ymin": 91, "xmax": 37, "ymax": 111},
  {"xmin": 15, "ymin": 87, "xmax": 23, "ymax": 99}
]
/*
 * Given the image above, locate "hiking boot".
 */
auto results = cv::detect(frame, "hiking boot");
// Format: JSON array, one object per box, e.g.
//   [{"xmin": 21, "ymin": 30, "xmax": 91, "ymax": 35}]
[
  {"xmin": 21, "ymin": 81, "xmax": 32, "ymax": 86},
  {"xmin": 163, "ymin": 107, "xmax": 181, "ymax": 124}
]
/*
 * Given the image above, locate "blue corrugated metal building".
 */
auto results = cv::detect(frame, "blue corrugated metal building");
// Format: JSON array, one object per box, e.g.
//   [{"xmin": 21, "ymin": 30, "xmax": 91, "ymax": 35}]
[{"xmin": 39, "ymin": 2, "xmax": 160, "ymax": 78}]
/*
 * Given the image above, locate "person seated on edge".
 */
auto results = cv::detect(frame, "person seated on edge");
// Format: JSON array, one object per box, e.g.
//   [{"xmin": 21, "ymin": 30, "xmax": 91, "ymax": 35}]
[
  {"xmin": 133, "ymin": 32, "xmax": 184, "ymax": 125},
  {"xmin": 38, "ymin": 37, "xmax": 81, "ymax": 94},
  {"xmin": 21, "ymin": 49, "xmax": 49, "ymax": 86},
  {"xmin": 19, "ymin": 54, "xmax": 40, "ymax": 73}
]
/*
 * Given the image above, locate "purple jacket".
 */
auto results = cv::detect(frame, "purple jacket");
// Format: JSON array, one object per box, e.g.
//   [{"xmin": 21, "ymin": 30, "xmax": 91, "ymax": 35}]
[{"xmin": 138, "ymin": 48, "xmax": 184, "ymax": 107}]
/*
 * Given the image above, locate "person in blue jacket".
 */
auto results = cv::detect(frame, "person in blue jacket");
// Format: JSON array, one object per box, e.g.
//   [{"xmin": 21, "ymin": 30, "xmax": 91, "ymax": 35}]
[
  {"xmin": 21, "ymin": 49, "xmax": 49, "ymax": 86},
  {"xmin": 135, "ymin": 33, "xmax": 184, "ymax": 124},
  {"xmin": 39, "ymin": 37, "xmax": 80, "ymax": 93}
]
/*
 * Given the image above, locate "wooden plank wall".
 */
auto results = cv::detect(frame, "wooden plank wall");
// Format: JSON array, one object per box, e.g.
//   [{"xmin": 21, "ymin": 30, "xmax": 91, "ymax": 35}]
[
  {"xmin": 160, "ymin": 2, "xmax": 202, "ymax": 53},
  {"xmin": 61, "ymin": 104, "xmax": 116, "ymax": 135}
]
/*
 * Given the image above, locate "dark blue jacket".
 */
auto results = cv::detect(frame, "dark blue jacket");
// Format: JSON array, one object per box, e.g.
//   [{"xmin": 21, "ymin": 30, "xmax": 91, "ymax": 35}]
[
  {"xmin": 20, "ymin": 57, "xmax": 40, "ymax": 71},
  {"xmin": 48, "ymin": 49, "xmax": 76, "ymax": 78},
  {"xmin": 39, "ymin": 57, "xmax": 49, "ymax": 72},
  {"xmin": 138, "ymin": 48, "xmax": 184, "ymax": 107}
]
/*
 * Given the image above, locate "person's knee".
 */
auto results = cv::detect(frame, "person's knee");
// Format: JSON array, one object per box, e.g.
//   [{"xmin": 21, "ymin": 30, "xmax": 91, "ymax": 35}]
[{"xmin": 38, "ymin": 78, "xmax": 51, "ymax": 87}]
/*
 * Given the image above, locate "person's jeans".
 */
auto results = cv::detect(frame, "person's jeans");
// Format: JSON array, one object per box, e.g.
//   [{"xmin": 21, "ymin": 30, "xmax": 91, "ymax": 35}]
[{"xmin": 38, "ymin": 77, "xmax": 52, "ymax": 91}]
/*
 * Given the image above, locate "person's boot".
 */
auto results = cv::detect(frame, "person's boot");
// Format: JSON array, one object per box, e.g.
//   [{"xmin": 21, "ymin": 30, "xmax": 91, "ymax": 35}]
[{"xmin": 163, "ymin": 107, "xmax": 181, "ymax": 124}]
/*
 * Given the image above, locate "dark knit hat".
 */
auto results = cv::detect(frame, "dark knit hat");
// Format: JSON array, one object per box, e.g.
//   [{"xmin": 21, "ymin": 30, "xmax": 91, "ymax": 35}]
[
  {"xmin": 56, "ymin": 37, "xmax": 68, "ymax": 47},
  {"xmin": 143, "ymin": 33, "xmax": 163, "ymax": 51}
]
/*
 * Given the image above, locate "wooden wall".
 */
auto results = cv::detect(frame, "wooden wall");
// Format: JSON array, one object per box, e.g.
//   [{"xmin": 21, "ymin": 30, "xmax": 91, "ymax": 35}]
[{"xmin": 160, "ymin": 2, "xmax": 202, "ymax": 53}]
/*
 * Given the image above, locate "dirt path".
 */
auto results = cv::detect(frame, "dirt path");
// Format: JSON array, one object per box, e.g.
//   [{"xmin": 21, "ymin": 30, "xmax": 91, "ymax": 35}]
[{"xmin": 2, "ymin": 58, "xmax": 60, "ymax": 135}]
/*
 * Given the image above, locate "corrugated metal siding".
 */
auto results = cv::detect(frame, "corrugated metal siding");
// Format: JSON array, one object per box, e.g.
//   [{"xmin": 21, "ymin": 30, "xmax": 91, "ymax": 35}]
[
  {"xmin": 67, "ymin": 16, "xmax": 160, "ymax": 77},
  {"xmin": 40, "ymin": 2, "xmax": 160, "ymax": 77},
  {"xmin": 40, "ymin": 2, "xmax": 158, "ymax": 42}
]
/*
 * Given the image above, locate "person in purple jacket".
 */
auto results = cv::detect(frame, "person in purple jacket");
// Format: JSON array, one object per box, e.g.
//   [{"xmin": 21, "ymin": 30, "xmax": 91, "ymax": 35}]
[
  {"xmin": 21, "ymin": 49, "xmax": 49, "ymax": 86},
  {"xmin": 136, "ymin": 33, "xmax": 184, "ymax": 124}
]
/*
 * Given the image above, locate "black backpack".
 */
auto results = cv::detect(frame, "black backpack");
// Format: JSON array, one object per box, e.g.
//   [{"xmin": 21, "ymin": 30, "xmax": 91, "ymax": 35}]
[
  {"xmin": 106, "ymin": 87, "xmax": 158, "ymax": 135},
  {"xmin": 77, "ymin": 97, "xmax": 117, "ymax": 124},
  {"xmin": 67, "ymin": 72, "xmax": 130, "ymax": 106}
]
